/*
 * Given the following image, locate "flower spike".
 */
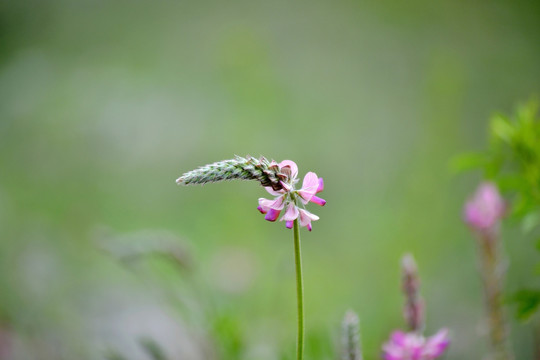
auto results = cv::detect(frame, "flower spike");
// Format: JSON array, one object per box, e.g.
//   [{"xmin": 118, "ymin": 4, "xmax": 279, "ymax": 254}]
[
  {"xmin": 176, "ymin": 155, "xmax": 290, "ymax": 191},
  {"xmin": 177, "ymin": 156, "xmax": 325, "ymax": 231}
]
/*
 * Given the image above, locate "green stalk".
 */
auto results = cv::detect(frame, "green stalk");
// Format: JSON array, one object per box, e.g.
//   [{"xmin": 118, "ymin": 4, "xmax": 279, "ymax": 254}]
[
  {"xmin": 293, "ymin": 219, "xmax": 304, "ymax": 360},
  {"xmin": 478, "ymin": 231, "xmax": 514, "ymax": 360}
]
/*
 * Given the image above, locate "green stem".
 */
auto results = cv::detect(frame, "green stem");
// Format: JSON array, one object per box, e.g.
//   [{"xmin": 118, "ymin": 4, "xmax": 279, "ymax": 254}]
[
  {"xmin": 293, "ymin": 219, "xmax": 304, "ymax": 360},
  {"xmin": 478, "ymin": 231, "xmax": 514, "ymax": 360}
]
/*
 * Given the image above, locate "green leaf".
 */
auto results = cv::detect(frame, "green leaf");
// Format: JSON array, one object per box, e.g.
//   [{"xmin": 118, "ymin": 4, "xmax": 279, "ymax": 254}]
[
  {"xmin": 522, "ymin": 211, "xmax": 540, "ymax": 234},
  {"xmin": 490, "ymin": 115, "xmax": 515, "ymax": 144},
  {"xmin": 511, "ymin": 195, "xmax": 539, "ymax": 220},
  {"xmin": 448, "ymin": 152, "xmax": 487, "ymax": 174},
  {"xmin": 497, "ymin": 174, "xmax": 528, "ymax": 192},
  {"xmin": 512, "ymin": 289, "xmax": 540, "ymax": 321},
  {"xmin": 535, "ymin": 238, "xmax": 540, "ymax": 253},
  {"xmin": 517, "ymin": 99, "xmax": 539, "ymax": 123}
]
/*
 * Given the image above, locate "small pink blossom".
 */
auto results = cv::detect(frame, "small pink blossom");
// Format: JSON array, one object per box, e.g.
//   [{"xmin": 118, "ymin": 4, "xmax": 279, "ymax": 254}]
[
  {"xmin": 382, "ymin": 329, "xmax": 450, "ymax": 360},
  {"xmin": 463, "ymin": 182, "xmax": 505, "ymax": 232},
  {"xmin": 257, "ymin": 160, "xmax": 325, "ymax": 231}
]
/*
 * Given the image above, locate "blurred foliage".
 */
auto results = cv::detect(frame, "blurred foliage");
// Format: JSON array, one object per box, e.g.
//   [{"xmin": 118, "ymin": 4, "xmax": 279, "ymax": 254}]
[
  {"xmin": 211, "ymin": 312, "xmax": 245, "ymax": 359},
  {"xmin": 97, "ymin": 228, "xmax": 193, "ymax": 272},
  {"xmin": 139, "ymin": 337, "xmax": 168, "ymax": 360},
  {"xmin": 452, "ymin": 100, "xmax": 540, "ymax": 227},
  {"xmin": 511, "ymin": 289, "xmax": 540, "ymax": 322},
  {"xmin": 105, "ymin": 337, "xmax": 169, "ymax": 360},
  {"xmin": 104, "ymin": 349, "xmax": 128, "ymax": 360},
  {"xmin": 453, "ymin": 100, "xmax": 540, "ymax": 321}
]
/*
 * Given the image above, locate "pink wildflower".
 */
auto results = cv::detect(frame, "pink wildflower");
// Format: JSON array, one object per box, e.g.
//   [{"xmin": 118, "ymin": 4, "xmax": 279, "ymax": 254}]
[
  {"xmin": 463, "ymin": 182, "xmax": 505, "ymax": 232},
  {"xmin": 382, "ymin": 329, "xmax": 450, "ymax": 360},
  {"xmin": 257, "ymin": 160, "xmax": 325, "ymax": 231}
]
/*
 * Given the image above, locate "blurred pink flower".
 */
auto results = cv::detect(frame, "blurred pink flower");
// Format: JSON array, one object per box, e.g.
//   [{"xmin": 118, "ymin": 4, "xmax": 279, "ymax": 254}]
[
  {"xmin": 257, "ymin": 160, "xmax": 325, "ymax": 231},
  {"xmin": 382, "ymin": 329, "xmax": 450, "ymax": 360},
  {"xmin": 463, "ymin": 182, "xmax": 505, "ymax": 232}
]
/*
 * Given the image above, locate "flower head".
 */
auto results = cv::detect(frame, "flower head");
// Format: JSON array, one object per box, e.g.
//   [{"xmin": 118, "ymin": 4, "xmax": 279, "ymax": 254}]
[
  {"xmin": 382, "ymin": 329, "xmax": 450, "ymax": 360},
  {"xmin": 257, "ymin": 160, "xmax": 325, "ymax": 231},
  {"xmin": 463, "ymin": 182, "xmax": 505, "ymax": 233}
]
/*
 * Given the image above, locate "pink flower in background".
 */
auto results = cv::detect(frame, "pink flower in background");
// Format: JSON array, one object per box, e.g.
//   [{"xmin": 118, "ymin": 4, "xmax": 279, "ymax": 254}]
[
  {"xmin": 463, "ymin": 182, "xmax": 505, "ymax": 232},
  {"xmin": 382, "ymin": 329, "xmax": 450, "ymax": 360},
  {"xmin": 257, "ymin": 160, "xmax": 325, "ymax": 231}
]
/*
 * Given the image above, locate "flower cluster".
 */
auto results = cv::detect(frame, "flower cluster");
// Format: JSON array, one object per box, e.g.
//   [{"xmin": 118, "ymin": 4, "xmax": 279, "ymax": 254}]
[
  {"xmin": 382, "ymin": 330, "xmax": 450, "ymax": 360},
  {"xmin": 257, "ymin": 160, "xmax": 326, "ymax": 231},
  {"xmin": 463, "ymin": 182, "xmax": 506, "ymax": 233},
  {"xmin": 382, "ymin": 254, "xmax": 450, "ymax": 360}
]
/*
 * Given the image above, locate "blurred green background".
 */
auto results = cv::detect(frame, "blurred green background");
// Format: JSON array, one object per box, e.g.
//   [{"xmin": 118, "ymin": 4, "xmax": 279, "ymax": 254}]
[{"xmin": 1, "ymin": 0, "xmax": 540, "ymax": 359}]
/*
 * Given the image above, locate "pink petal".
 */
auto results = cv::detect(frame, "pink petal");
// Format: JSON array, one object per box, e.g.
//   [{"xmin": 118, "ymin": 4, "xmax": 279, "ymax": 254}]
[
  {"xmin": 316, "ymin": 178, "xmax": 324, "ymax": 193},
  {"xmin": 463, "ymin": 182, "xmax": 505, "ymax": 231},
  {"xmin": 464, "ymin": 202, "xmax": 485, "ymax": 227},
  {"xmin": 286, "ymin": 221, "xmax": 294, "ymax": 229},
  {"xmin": 265, "ymin": 187, "xmax": 285, "ymax": 196},
  {"xmin": 281, "ymin": 203, "xmax": 300, "ymax": 221},
  {"xmin": 258, "ymin": 196, "xmax": 285, "ymax": 213},
  {"xmin": 258, "ymin": 198, "xmax": 273, "ymax": 213},
  {"xmin": 280, "ymin": 181, "xmax": 292, "ymax": 192},
  {"xmin": 278, "ymin": 160, "xmax": 298, "ymax": 179},
  {"xmin": 298, "ymin": 208, "xmax": 319, "ymax": 229},
  {"xmin": 265, "ymin": 208, "xmax": 281, "ymax": 222},
  {"xmin": 407, "ymin": 334, "xmax": 425, "ymax": 349},
  {"xmin": 298, "ymin": 172, "xmax": 319, "ymax": 204},
  {"xmin": 412, "ymin": 345, "xmax": 423, "ymax": 360},
  {"xmin": 382, "ymin": 339, "xmax": 405, "ymax": 360},
  {"xmin": 382, "ymin": 348, "xmax": 404, "ymax": 360},
  {"xmin": 383, "ymin": 352, "xmax": 403, "ymax": 360},
  {"xmin": 270, "ymin": 196, "xmax": 285, "ymax": 210},
  {"xmin": 428, "ymin": 328, "xmax": 449, "ymax": 345},
  {"xmin": 422, "ymin": 329, "xmax": 450, "ymax": 359},
  {"xmin": 390, "ymin": 331, "xmax": 408, "ymax": 347},
  {"xmin": 310, "ymin": 195, "xmax": 326, "ymax": 206}
]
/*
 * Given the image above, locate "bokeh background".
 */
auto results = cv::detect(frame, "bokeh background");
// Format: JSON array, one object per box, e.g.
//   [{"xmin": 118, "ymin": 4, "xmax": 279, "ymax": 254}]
[{"xmin": 1, "ymin": 0, "xmax": 540, "ymax": 359}]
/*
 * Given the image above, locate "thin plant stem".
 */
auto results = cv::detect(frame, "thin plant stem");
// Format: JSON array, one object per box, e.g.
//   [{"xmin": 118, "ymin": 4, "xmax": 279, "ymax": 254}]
[
  {"xmin": 293, "ymin": 219, "xmax": 304, "ymax": 360},
  {"xmin": 478, "ymin": 231, "xmax": 514, "ymax": 360}
]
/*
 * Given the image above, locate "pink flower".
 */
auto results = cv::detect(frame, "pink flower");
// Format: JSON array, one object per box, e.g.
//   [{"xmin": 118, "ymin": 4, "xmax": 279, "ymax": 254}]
[
  {"xmin": 257, "ymin": 160, "xmax": 325, "ymax": 231},
  {"xmin": 382, "ymin": 329, "xmax": 450, "ymax": 360},
  {"xmin": 463, "ymin": 182, "xmax": 505, "ymax": 232}
]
